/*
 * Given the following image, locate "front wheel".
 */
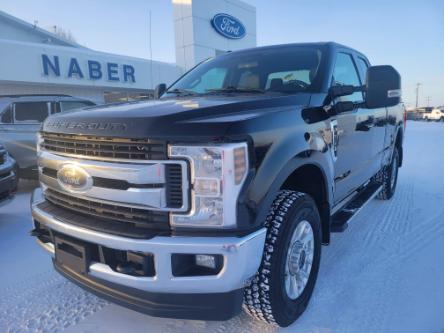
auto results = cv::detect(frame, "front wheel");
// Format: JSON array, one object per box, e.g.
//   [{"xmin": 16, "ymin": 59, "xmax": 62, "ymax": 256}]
[
  {"xmin": 243, "ymin": 190, "xmax": 322, "ymax": 327},
  {"xmin": 377, "ymin": 148, "xmax": 399, "ymax": 200}
]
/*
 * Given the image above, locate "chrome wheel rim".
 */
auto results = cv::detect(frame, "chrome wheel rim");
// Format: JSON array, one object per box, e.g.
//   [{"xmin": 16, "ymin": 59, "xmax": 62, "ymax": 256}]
[
  {"xmin": 390, "ymin": 153, "xmax": 398, "ymax": 190},
  {"xmin": 284, "ymin": 220, "xmax": 314, "ymax": 300}
]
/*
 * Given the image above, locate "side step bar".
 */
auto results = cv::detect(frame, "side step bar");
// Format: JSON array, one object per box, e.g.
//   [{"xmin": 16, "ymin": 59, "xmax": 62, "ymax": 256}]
[{"xmin": 331, "ymin": 182, "xmax": 382, "ymax": 232}]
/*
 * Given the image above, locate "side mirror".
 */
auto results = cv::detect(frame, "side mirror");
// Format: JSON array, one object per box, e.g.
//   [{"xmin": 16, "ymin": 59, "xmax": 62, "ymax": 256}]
[
  {"xmin": 334, "ymin": 101, "xmax": 354, "ymax": 113},
  {"xmin": 154, "ymin": 83, "xmax": 167, "ymax": 99},
  {"xmin": 366, "ymin": 65, "xmax": 401, "ymax": 109},
  {"xmin": 328, "ymin": 85, "xmax": 356, "ymax": 99}
]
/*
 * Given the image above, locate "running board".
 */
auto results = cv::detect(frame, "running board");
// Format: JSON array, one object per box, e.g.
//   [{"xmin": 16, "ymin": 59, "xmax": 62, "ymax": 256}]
[{"xmin": 331, "ymin": 183, "xmax": 382, "ymax": 232}]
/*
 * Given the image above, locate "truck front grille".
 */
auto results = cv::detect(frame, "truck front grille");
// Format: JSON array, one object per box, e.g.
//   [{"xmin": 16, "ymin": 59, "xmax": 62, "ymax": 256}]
[
  {"xmin": 36, "ymin": 201, "xmax": 166, "ymax": 239},
  {"xmin": 40, "ymin": 132, "xmax": 167, "ymax": 160},
  {"xmin": 44, "ymin": 188, "xmax": 170, "ymax": 230}
]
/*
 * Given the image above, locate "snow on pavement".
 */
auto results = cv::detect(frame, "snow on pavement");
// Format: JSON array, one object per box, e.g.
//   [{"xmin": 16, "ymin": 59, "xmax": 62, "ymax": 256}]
[{"xmin": 1, "ymin": 121, "xmax": 444, "ymax": 333}]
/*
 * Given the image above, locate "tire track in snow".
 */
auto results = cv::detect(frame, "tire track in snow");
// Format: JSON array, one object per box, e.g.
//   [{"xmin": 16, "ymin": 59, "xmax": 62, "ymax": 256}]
[{"xmin": 0, "ymin": 270, "xmax": 107, "ymax": 333}]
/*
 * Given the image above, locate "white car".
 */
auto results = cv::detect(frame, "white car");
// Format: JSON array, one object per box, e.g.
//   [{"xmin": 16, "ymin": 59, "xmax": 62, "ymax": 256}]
[{"xmin": 423, "ymin": 108, "xmax": 444, "ymax": 122}]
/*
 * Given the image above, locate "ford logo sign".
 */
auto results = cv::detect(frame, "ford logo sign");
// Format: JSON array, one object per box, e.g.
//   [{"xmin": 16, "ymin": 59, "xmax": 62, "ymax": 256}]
[
  {"xmin": 57, "ymin": 164, "xmax": 93, "ymax": 193},
  {"xmin": 211, "ymin": 13, "xmax": 246, "ymax": 39}
]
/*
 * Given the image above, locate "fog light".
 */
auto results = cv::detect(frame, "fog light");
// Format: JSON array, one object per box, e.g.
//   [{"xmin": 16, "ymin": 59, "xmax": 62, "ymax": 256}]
[{"xmin": 195, "ymin": 254, "xmax": 217, "ymax": 269}]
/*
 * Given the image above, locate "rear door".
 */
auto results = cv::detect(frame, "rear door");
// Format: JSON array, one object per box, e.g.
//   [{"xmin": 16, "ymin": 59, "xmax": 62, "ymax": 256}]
[
  {"xmin": 0, "ymin": 101, "xmax": 50, "ymax": 170},
  {"xmin": 331, "ymin": 52, "xmax": 374, "ymax": 204}
]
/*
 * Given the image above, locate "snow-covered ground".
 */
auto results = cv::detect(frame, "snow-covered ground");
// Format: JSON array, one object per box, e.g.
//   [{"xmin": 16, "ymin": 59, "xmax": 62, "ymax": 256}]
[{"xmin": 1, "ymin": 121, "xmax": 444, "ymax": 333}]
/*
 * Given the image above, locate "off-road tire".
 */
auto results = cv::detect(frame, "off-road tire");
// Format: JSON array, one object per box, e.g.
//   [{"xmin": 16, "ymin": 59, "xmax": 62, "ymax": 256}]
[
  {"xmin": 243, "ymin": 190, "xmax": 322, "ymax": 327},
  {"xmin": 377, "ymin": 148, "xmax": 399, "ymax": 200}
]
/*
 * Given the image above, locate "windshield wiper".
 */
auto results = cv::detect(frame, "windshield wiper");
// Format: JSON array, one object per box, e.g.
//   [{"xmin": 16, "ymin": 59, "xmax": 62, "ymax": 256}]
[
  {"xmin": 205, "ymin": 86, "xmax": 265, "ymax": 94},
  {"xmin": 165, "ymin": 88, "xmax": 200, "ymax": 96}
]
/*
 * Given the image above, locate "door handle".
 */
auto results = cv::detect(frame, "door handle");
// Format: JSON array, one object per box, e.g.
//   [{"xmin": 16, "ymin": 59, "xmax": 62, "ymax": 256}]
[{"xmin": 356, "ymin": 117, "xmax": 375, "ymax": 131}]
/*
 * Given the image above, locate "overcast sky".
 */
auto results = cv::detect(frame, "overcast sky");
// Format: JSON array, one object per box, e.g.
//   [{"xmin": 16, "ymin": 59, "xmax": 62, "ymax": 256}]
[{"xmin": 2, "ymin": 0, "xmax": 443, "ymax": 107}]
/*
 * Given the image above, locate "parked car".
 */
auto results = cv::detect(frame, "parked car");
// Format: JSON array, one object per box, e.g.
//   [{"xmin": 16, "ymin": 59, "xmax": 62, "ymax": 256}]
[
  {"xmin": 423, "ymin": 108, "xmax": 444, "ymax": 121},
  {"xmin": 0, "ymin": 143, "xmax": 18, "ymax": 206},
  {"xmin": 31, "ymin": 42, "xmax": 404, "ymax": 327},
  {"xmin": 0, "ymin": 95, "xmax": 95, "ymax": 178}
]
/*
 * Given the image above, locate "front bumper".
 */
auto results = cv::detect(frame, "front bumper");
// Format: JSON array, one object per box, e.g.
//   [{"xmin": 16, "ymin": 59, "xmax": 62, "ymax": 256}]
[{"xmin": 31, "ymin": 188, "xmax": 266, "ymax": 320}]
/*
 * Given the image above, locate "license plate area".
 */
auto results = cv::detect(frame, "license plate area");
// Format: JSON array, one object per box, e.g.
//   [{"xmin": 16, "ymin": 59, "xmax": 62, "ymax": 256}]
[{"xmin": 54, "ymin": 235, "xmax": 91, "ymax": 275}]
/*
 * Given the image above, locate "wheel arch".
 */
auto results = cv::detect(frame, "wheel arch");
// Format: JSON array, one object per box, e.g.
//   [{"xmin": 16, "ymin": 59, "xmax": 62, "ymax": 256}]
[
  {"xmin": 251, "ymin": 153, "xmax": 333, "ymax": 245},
  {"xmin": 280, "ymin": 163, "xmax": 331, "ymax": 244},
  {"xmin": 394, "ymin": 127, "xmax": 404, "ymax": 167}
]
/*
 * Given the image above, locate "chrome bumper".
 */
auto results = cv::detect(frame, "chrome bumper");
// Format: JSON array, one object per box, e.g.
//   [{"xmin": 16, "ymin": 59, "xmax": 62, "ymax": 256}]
[{"xmin": 31, "ymin": 188, "xmax": 266, "ymax": 294}]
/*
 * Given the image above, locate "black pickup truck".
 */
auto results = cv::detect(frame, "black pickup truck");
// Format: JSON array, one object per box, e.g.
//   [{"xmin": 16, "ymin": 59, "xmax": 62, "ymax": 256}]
[{"xmin": 31, "ymin": 42, "xmax": 405, "ymax": 327}]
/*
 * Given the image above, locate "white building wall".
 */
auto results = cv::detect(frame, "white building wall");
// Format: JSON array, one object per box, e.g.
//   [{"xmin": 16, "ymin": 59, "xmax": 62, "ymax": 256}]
[
  {"xmin": 173, "ymin": 0, "xmax": 256, "ymax": 71},
  {"xmin": 0, "ymin": 38, "xmax": 182, "ymax": 94}
]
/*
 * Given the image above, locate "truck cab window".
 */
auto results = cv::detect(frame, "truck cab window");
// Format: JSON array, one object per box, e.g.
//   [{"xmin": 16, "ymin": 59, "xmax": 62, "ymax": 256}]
[
  {"xmin": 332, "ymin": 53, "xmax": 363, "ymax": 102},
  {"xmin": 14, "ymin": 102, "xmax": 49, "ymax": 123},
  {"xmin": 167, "ymin": 46, "xmax": 323, "ymax": 95},
  {"xmin": 1, "ymin": 105, "xmax": 13, "ymax": 123},
  {"xmin": 60, "ymin": 101, "xmax": 94, "ymax": 112},
  {"xmin": 356, "ymin": 57, "xmax": 369, "ymax": 84},
  {"xmin": 189, "ymin": 67, "xmax": 227, "ymax": 93}
]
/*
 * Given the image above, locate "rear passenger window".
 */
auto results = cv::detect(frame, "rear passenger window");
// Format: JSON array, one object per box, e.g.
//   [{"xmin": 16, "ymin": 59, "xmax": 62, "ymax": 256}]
[
  {"xmin": 14, "ymin": 102, "xmax": 49, "ymax": 123},
  {"xmin": 1, "ymin": 104, "xmax": 13, "ymax": 123},
  {"xmin": 332, "ymin": 53, "xmax": 363, "ymax": 103},
  {"xmin": 60, "ymin": 101, "xmax": 94, "ymax": 112}
]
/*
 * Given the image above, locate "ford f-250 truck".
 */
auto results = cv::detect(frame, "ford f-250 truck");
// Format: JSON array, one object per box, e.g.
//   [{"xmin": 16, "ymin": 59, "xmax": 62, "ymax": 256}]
[{"xmin": 31, "ymin": 42, "xmax": 405, "ymax": 327}]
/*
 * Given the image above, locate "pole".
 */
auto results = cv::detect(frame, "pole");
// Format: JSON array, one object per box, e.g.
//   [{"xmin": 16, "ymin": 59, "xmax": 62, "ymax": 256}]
[
  {"xmin": 415, "ymin": 83, "xmax": 421, "ymax": 109},
  {"xmin": 426, "ymin": 96, "xmax": 431, "ymax": 107}
]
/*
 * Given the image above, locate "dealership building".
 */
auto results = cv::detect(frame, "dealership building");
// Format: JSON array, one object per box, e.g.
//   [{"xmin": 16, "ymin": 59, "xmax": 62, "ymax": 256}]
[{"xmin": 0, "ymin": 0, "xmax": 256, "ymax": 103}]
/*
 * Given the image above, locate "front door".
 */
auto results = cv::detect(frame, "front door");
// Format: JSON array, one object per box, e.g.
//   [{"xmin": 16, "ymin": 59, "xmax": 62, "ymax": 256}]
[{"xmin": 330, "ymin": 52, "xmax": 374, "ymax": 204}]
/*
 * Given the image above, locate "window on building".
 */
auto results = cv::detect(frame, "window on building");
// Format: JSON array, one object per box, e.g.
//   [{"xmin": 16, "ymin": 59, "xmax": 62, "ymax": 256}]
[
  {"xmin": 14, "ymin": 102, "xmax": 49, "ymax": 123},
  {"xmin": 332, "ymin": 53, "xmax": 363, "ymax": 102}
]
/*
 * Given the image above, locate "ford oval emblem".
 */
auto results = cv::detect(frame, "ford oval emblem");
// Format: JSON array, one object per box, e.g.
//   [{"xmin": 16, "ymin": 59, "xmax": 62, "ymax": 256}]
[
  {"xmin": 57, "ymin": 164, "xmax": 93, "ymax": 193},
  {"xmin": 211, "ymin": 13, "xmax": 246, "ymax": 39}
]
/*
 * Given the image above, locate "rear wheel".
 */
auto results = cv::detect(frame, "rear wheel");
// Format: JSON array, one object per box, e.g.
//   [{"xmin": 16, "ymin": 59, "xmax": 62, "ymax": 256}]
[
  {"xmin": 243, "ymin": 190, "xmax": 322, "ymax": 327},
  {"xmin": 377, "ymin": 148, "xmax": 399, "ymax": 200}
]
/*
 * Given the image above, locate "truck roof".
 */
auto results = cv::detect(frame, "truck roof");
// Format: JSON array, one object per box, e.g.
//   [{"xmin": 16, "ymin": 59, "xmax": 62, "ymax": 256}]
[
  {"xmin": 233, "ymin": 42, "xmax": 361, "ymax": 53},
  {"xmin": 227, "ymin": 42, "xmax": 366, "ymax": 58}
]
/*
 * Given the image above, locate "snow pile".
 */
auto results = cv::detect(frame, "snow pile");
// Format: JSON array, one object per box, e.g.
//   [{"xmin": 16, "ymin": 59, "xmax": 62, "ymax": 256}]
[{"xmin": 1, "ymin": 121, "xmax": 444, "ymax": 332}]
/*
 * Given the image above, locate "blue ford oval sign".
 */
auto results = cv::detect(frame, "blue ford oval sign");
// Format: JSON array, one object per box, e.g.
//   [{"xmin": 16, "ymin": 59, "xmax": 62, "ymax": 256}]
[{"xmin": 211, "ymin": 13, "xmax": 246, "ymax": 39}]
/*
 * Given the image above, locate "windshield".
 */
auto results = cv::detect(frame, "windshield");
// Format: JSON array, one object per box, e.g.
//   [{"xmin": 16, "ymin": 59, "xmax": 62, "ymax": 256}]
[{"xmin": 166, "ymin": 46, "xmax": 324, "ymax": 96}]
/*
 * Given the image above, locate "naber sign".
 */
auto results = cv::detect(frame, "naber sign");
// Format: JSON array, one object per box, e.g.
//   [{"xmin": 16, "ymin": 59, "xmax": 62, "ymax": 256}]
[{"xmin": 41, "ymin": 54, "xmax": 136, "ymax": 83}]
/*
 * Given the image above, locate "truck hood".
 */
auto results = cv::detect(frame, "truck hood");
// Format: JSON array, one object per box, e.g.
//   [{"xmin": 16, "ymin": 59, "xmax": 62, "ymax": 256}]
[{"xmin": 43, "ymin": 94, "xmax": 311, "ymax": 140}]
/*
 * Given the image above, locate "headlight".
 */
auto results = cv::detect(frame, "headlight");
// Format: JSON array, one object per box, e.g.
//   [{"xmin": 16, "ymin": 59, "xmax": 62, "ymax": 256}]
[{"xmin": 169, "ymin": 143, "xmax": 248, "ymax": 228}]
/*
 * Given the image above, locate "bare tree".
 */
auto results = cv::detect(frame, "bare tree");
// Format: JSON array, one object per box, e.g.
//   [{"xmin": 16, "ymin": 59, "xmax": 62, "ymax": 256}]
[{"xmin": 46, "ymin": 25, "xmax": 77, "ymax": 43}]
